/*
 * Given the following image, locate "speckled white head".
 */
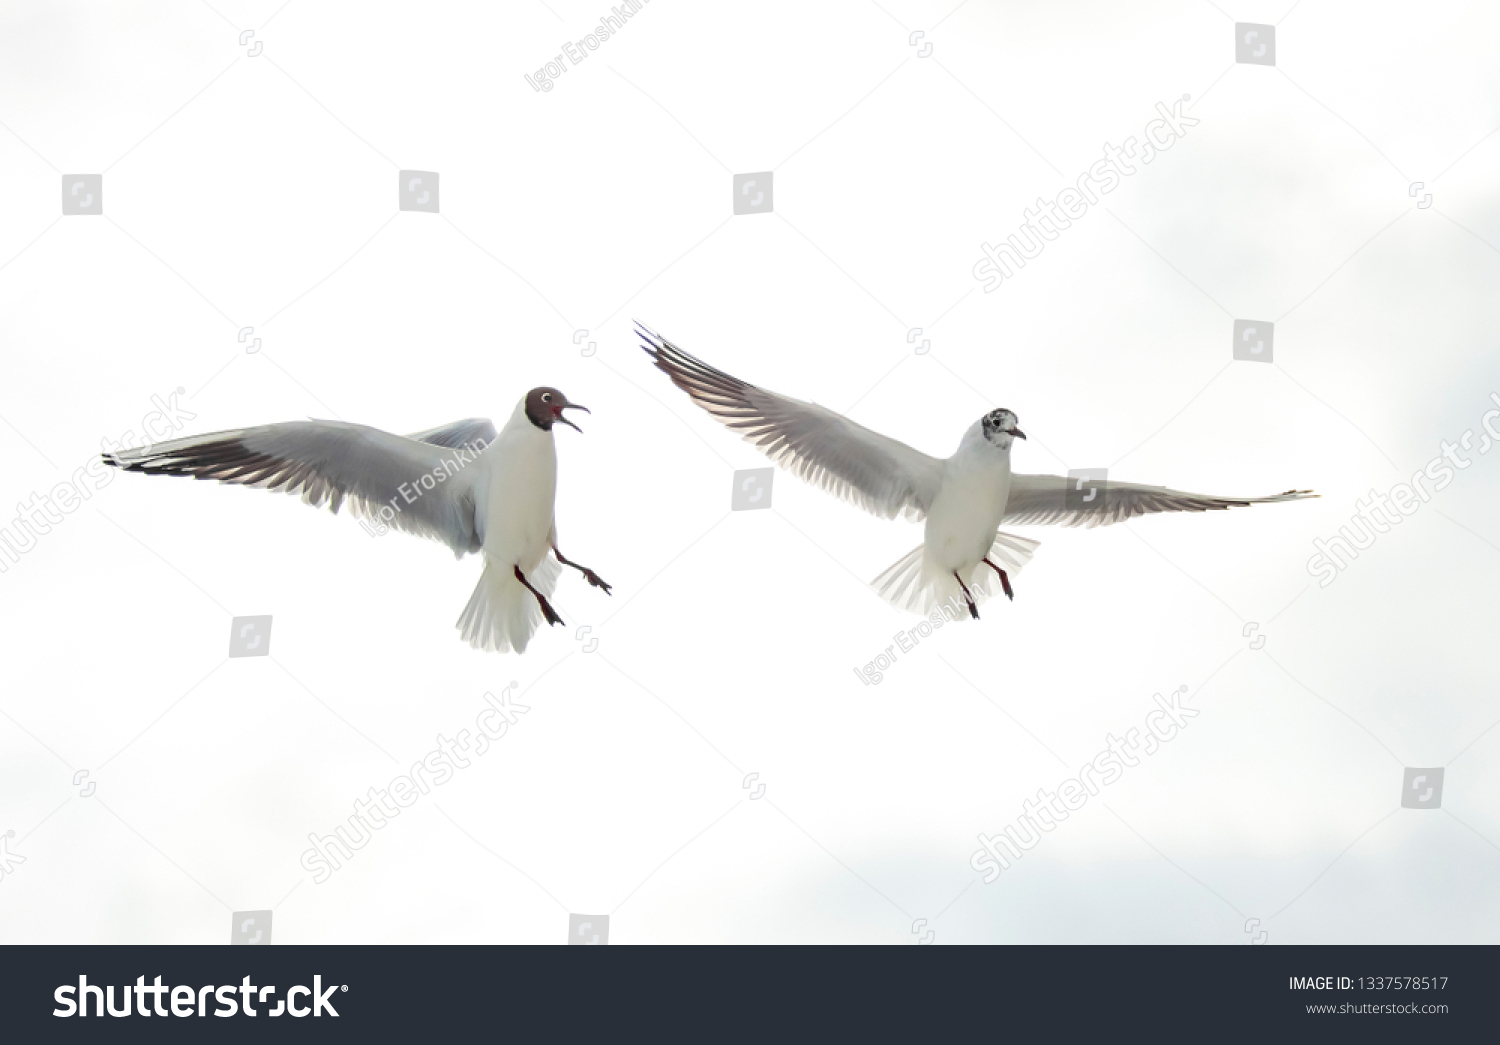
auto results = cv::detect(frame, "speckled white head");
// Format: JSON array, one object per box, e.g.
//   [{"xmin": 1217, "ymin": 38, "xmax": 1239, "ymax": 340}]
[{"xmin": 980, "ymin": 408, "xmax": 1026, "ymax": 449}]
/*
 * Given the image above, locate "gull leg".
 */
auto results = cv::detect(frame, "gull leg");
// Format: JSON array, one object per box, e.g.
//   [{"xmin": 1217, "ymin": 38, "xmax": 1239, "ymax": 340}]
[
  {"xmin": 953, "ymin": 571, "xmax": 980, "ymax": 620},
  {"xmin": 514, "ymin": 565, "xmax": 564, "ymax": 627},
  {"xmin": 551, "ymin": 542, "xmax": 612, "ymax": 595},
  {"xmin": 983, "ymin": 557, "xmax": 1014, "ymax": 601}
]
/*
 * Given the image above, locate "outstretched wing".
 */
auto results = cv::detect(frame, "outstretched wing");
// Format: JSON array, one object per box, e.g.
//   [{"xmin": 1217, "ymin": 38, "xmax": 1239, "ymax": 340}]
[
  {"xmin": 103, "ymin": 419, "xmax": 495, "ymax": 555},
  {"xmin": 405, "ymin": 417, "xmax": 497, "ymax": 452},
  {"xmin": 638, "ymin": 323, "xmax": 944, "ymax": 521},
  {"xmin": 1002, "ymin": 473, "xmax": 1316, "ymax": 528}
]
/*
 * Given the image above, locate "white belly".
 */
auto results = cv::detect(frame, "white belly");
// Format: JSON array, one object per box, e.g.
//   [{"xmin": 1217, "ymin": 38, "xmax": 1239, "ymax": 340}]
[
  {"xmin": 483, "ymin": 427, "xmax": 557, "ymax": 572},
  {"xmin": 924, "ymin": 462, "xmax": 1011, "ymax": 573}
]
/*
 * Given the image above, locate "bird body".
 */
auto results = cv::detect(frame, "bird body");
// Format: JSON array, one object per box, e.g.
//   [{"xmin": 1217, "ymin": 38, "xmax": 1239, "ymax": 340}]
[
  {"xmin": 926, "ymin": 421, "xmax": 1013, "ymax": 574},
  {"xmin": 483, "ymin": 396, "xmax": 559, "ymax": 578},
  {"xmin": 873, "ymin": 412, "xmax": 1044, "ymax": 617},
  {"xmin": 639, "ymin": 323, "xmax": 1314, "ymax": 619},
  {"xmin": 104, "ymin": 387, "xmax": 608, "ymax": 654},
  {"xmin": 456, "ymin": 396, "xmax": 565, "ymax": 654}
]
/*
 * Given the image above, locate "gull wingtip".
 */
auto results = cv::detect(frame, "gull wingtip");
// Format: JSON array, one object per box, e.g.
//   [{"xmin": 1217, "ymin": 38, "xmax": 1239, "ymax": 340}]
[{"xmin": 634, "ymin": 320, "xmax": 668, "ymax": 358}]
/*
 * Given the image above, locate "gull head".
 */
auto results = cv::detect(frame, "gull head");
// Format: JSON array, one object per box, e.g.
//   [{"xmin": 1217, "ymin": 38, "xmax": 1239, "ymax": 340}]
[
  {"xmin": 980, "ymin": 408, "xmax": 1026, "ymax": 448},
  {"xmin": 525, "ymin": 387, "xmax": 590, "ymax": 433}
]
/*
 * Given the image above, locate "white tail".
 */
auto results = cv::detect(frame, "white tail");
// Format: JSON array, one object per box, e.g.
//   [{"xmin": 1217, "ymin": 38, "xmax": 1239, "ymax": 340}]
[
  {"xmin": 456, "ymin": 555, "xmax": 562, "ymax": 653},
  {"xmin": 872, "ymin": 531, "xmax": 1040, "ymax": 617}
]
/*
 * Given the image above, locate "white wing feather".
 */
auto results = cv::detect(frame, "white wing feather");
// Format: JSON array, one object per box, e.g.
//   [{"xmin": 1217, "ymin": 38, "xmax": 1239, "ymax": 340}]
[
  {"xmin": 639, "ymin": 324, "xmax": 944, "ymax": 521},
  {"xmin": 1002, "ymin": 473, "xmax": 1315, "ymax": 528},
  {"xmin": 103, "ymin": 419, "xmax": 495, "ymax": 555}
]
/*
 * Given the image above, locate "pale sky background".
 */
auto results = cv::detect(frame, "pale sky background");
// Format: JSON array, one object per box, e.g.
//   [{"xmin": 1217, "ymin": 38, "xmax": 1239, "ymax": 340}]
[{"xmin": 1, "ymin": 0, "xmax": 1497, "ymax": 944}]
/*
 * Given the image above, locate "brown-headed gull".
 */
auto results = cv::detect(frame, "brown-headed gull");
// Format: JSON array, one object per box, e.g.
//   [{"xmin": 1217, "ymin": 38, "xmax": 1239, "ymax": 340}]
[{"xmin": 103, "ymin": 388, "xmax": 610, "ymax": 653}]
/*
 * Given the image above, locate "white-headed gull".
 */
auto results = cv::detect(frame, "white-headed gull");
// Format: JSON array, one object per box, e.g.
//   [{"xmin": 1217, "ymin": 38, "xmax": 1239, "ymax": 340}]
[
  {"xmin": 103, "ymin": 388, "xmax": 610, "ymax": 653},
  {"xmin": 639, "ymin": 324, "xmax": 1314, "ymax": 619}
]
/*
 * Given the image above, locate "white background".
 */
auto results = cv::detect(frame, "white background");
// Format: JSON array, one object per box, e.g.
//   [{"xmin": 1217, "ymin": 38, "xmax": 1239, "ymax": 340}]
[{"xmin": 1, "ymin": 0, "xmax": 1497, "ymax": 944}]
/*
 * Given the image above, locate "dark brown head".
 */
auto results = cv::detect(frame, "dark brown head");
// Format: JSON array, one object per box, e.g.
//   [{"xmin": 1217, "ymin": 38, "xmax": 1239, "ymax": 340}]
[{"xmin": 524, "ymin": 387, "xmax": 589, "ymax": 433}]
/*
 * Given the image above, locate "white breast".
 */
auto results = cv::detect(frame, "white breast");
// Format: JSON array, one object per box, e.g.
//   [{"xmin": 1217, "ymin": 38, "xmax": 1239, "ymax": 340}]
[
  {"xmin": 483, "ymin": 422, "xmax": 557, "ymax": 573},
  {"xmin": 924, "ymin": 453, "xmax": 1012, "ymax": 572}
]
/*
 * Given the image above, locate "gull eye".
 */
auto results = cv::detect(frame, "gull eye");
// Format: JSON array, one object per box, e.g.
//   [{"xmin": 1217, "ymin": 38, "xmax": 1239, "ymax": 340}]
[{"xmin": 541, "ymin": 393, "xmax": 552, "ymax": 402}]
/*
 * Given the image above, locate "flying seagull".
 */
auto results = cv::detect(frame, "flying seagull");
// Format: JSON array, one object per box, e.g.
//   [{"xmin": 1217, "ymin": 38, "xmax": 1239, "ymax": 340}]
[
  {"xmin": 639, "ymin": 324, "xmax": 1314, "ymax": 620},
  {"xmin": 102, "ymin": 388, "xmax": 610, "ymax": 653}
]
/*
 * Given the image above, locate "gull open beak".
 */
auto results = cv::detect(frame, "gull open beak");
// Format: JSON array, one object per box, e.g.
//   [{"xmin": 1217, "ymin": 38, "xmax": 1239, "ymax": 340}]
[
  {"xmin": 555, "ymin": 403, "xmax": 590, "ymax": 433},
  {"xmin": 1009, "ymin": 427, "xmax": 1027, "ymax": 440}
]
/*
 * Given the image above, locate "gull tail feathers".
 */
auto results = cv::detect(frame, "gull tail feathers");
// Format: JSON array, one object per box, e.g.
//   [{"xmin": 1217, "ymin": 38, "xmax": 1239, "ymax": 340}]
[
  {"xmin": 457, "ymin": 555, "xmax": 561, "ymax": 654},
  {"xmin": 872, "ymin": 531, "xmax": 1041, "ymax": 617}
]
